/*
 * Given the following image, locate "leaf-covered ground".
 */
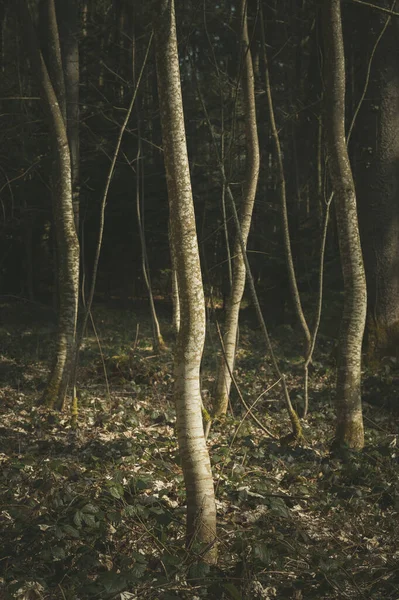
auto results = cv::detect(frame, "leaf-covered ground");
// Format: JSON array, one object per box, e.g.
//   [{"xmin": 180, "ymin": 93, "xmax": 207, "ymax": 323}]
[{"xmin": 1, "ymin": 300, "xmax": 399, "ymax": 599}]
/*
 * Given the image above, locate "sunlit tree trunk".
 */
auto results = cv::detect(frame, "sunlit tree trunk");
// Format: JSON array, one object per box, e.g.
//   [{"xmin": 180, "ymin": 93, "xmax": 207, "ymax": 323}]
[
  {"xmin": 213, "ymin": 0, "xmax": 260, "ymax": 417},
  {"xmin": 323, "ymin": 0, "xmax": 366, "ymax": 450},
  {"xmin": 57, "ymin": 0, "xmax": 80, "ymax": 231},
  {"xmin": 18, "ymin": 0, "xmax": 79, "ymax": 410},
  {"xmin": 169, "ymin": 225, "xmax": 181, "ymax": 336},
  {"xmin": 153, "ymin": 0, "xmax": 217, "ymax": 560}
]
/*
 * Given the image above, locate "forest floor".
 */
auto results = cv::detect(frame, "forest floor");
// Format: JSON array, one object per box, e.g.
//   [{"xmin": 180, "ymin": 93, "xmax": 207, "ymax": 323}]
[{"xmin": 1, "ymin": 298, "xmax": 399, "ymax": 599}]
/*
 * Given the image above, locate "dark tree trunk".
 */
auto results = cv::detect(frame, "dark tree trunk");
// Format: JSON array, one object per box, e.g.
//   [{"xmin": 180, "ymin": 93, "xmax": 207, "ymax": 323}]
[
  {"xmin": 354, "ymin": 1, "xmax": 399, "ymax": 360},
  {"xmin": 323, "ymin": 0, "xmax": 367, "ymax": 450}
]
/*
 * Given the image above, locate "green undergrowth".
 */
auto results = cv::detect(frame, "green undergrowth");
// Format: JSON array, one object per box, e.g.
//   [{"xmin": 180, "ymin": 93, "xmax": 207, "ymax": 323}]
[{"xmin": 0, "ymin": 301, "xmax": 399, "ymax": 599}]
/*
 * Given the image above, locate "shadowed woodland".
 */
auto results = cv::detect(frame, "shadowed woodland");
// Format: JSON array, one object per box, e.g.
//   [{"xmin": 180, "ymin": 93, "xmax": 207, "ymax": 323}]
[{"xmin": 1, "ymin": 0, "xmax": 399, "ymax": 598}]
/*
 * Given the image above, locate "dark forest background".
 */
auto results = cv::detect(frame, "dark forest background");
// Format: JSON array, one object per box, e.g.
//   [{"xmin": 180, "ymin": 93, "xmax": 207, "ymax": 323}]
[{"xmin": 2, "ymin": 1, "xmax": 399, "ymax": 599}]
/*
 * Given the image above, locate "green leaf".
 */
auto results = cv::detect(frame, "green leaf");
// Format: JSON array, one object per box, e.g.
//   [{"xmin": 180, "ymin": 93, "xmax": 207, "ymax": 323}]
[
  {"xmin": 253, "ymin": 541, "xmax": 271, "ymax": 564},
  {"xmin": 63, "ymin": 524, "xmax": 80, "ymax": 538},
  {"xmin": 131, "ymin": 562, "xmax": 147, "ymax": 578},
  {"xmin": 82, "ymin": 512, "xmax": 97, "ymax": 527},
  {"xmin": 131, "ymin": 551, "xmax": 147, "ymax": 563},
  {"xmin": 223, "ymin": 582, "xmax": 242, "ymax": 600},
  {"xmin": 55, "ymin": 526, "xmax": 64, "ymax": 539},
  {"xmin": 161, "ymin": 553, "xmax": 182, "ymax": 567},
  {"xmin": 82, "ymin": 503, "xmax": 99, "ymax": 514},
  {"xmin": 98, "ymin": 571, "xmax": 127, "ymax": 594},
  {"xmin": 149, "ymin": 506, "xmax": 164, "ymax": 515},
  {"xmin": 52, "ymin": 546, "xmax": 66, "ymax": 560},
  {"xmin": 269, "ymin": 497, "xmax": 290, "ymax": 518},
  {"xmin": 212, "ymin": 454, "xmax": 225, "ymax": 464},
  {"xmin": 188, "ymin": 561, "xmax": 211, "ymax": 580},
  {"xmin": 135, "ymin": 479, "xmax": 151, "ymax": 491},
  {"xmin": 109, "ymin": 484, "xmax": 124, "ymax": 499},
  {"xmin": 73, "ymin": 510, "xmax": 83, "ymax": 528}
]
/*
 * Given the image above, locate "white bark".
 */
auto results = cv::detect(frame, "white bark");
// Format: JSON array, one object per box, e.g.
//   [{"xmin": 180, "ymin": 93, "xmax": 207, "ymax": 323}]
[
  {"xmin": 153, "ymin": 0, "xmax": 217, "ymax": 559},
  {"xmin": 18, "ymin": 0, "xmax": 79, "ymax": 410},
  {"xmin": 214, "ymin": 0, "xmax": 260, "ymax": 416}
]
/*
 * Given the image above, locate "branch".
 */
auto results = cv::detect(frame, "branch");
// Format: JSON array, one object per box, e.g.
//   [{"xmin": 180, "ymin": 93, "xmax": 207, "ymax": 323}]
[{"xmin": 350, "ymin": 0, "xmax": 399, "ymax": 18}]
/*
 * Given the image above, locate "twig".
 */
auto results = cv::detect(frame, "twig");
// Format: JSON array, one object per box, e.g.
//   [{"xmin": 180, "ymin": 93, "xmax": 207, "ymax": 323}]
[
  {"xmin": 215, "ymin": 321, "xmax": 278, "ymax": 439},
  {"xmin": 350, "ymin": 0, "xmax": 399, "ymax": 18}
]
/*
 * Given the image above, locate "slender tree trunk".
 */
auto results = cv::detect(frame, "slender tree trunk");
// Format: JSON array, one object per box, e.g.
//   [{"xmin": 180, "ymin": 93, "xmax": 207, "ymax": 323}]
[
  {"xmin": 57, "ymin": 0, "xmax": 80, "ymax": 231},
  {"xmin": 323, "ymin": 0, "xmax": 367, "ymax": 450},
  {"xmin": 153, "ymin": 0, "xmax": 217, "ymax": 561},
  {"xmin": 136, "ymin": 131, "xmax": 165, "ymax": 352},
  {"xmin": 131, "ymin": 25, "xmax": 165, "ymax": 353},
  {"xmin": 260, "ymin": 4, "xmax": 311, "ymax": 357},
  {"xmin": 213, "ymin": 0, "xmax": 260, "ymax": 417},
  {"xmin": 18, "ymin": 0, "xmax": 79, "ymax": 411}
]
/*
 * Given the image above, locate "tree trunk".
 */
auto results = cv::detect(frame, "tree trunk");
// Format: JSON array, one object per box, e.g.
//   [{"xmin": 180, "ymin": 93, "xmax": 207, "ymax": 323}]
[
  {"xmin": 354, "ymin": 2, "xmax": 399, "ymax": 360},
  {"xmin": 18, "ymin": 0, "xmax": 80, "ymax": 411},
  {"xmin": 57, "ymin": 0, "xmax": 80, "ymax": 231},
  {"xmin": 213, "ymin": 0, "xmax": 260, "ymax": 417},
  {"xmin": 153, "ymin": 0, "xmax": 217, "ymax": 560},
  {"xmin": 260, "ymin": 3, "xmax": 311, "ymax": 357},
  {"xmin": 323, "ymin": 0, "xmax": 367, "ymax": 450},
  {"xmin": 169, "ymin": 224, "xmax": 181, "ymax": 336},
  {"xmin": 136, "ymin": 131, "xmax": 165, "ymax": 352}
]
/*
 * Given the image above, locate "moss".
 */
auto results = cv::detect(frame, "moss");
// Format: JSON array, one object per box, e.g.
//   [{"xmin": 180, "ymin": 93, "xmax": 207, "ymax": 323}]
[
  {"xmin": 334, "ymin": 419, "xmax": 364, "ymax": 451},
  {"xmin": 71, "ymin": 395, "xmax": 78, "ymax": 429},
  {"xmin": 155, "ymin": 335, "xmax": 167, "ymax": 353},
  {"xmin": 41, "ymin": 381, "xmax": 59, "ymax": 409},
  {"xmin": 213, "ymin": 393, "xmax": 229, "ymax": 418},
  {"xmin": 201, "ymin": 405, "xmax": 212, "ymax": 423},
  {"xmin": 280, "ymin": 408, "xmax": 303, "ymax": 445}
]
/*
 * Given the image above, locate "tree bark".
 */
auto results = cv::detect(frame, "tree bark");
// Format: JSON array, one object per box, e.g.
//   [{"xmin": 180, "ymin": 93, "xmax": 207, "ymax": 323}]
[
  {"xmin": 57, "ymin": 0, "xmax": 80, "ymax": 231},
  {"xmin": 213, "ymin": 0, "xmax": 260, "ymax": 417},
  {"xmin": 18, "ymin": 0, "xmax": 79, "ymax": 410},
  {"xmin": 153, "ymin": 0, "xmax": 217, "ymax": 560},
  {"xmin": 169, "ymin": 223, "xmax": 181, "ymax": 336},
  {"xmin": 323, "ymin": 0, "xmax": 367, "ymax": 450},
  {"xmin": 260, "ymin": 3, "xmax": 311, "ymax": 357},
  {"xmin": 354, "ymin": 2, "xmax": 399, "ymax": 360}
]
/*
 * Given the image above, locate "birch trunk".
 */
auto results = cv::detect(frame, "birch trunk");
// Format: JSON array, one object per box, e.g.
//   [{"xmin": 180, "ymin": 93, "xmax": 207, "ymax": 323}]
[
  {"xmin": 57, "ymin": 0, "xmax": 80, "ymax": 231},
  {"xmin": 260, "ymin": 4, "xmax": 311, "ymax": 357},
  {"xmin": 18, "ymin": 0, "xmax": 79, "ymax": 410},
  {"xmin": 153, "ymin": 0, "xmax": 217, "ymax": 560},
  {"xmin": 323, "ymin": 0, "xmax": 367, "ymax": 450},
  {"xmin": 213, "ymin": 0, "xmax": 260, "ymax": 417}
]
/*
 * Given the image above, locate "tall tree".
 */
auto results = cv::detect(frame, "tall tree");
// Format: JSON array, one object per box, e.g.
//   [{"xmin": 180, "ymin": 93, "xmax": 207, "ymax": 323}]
[
  {"xmin": 323, "ymin": 0, "xmax": 367, "ymax": 450},
  {"xmin": 354, "ymin": 1, "xmax": 399, "ymax": 360},
  {"xmin": 213, "ymin": 0, "xmax": 260, "ymax": 417},
  {"xmin": 153, "ymin": 0, "xmax": 217, "ymax": 560},
  {"xmin": 56, "ymin": 0, "xmax": 80, "ymax": 231},
  {"xmin": 17, "ymin": 0, "xmax": 80, "ymax": 410},
  {"xmin": 260, "ymin": 1, "xmax": 311, "ymax": 359}
]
